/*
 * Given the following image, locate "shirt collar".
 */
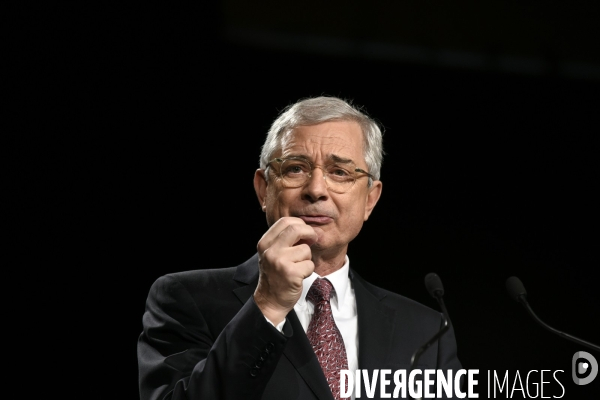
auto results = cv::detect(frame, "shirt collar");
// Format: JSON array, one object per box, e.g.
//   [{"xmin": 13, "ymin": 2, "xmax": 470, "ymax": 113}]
[{"xmin": 299, "ymin": 255, "xmax": 350, "ymax": 306}]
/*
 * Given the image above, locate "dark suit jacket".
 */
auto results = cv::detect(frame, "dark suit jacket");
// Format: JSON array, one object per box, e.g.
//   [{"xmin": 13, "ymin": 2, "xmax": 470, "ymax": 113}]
[{"xmin": 137, "ymin": 254, "xmax": 462, "ymax": 400}]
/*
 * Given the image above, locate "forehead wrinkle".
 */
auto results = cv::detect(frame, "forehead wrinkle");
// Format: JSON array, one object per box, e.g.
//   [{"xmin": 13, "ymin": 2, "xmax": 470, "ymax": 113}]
[
  {"xmin": 284, "ymin": 133, "xmax": 347, "ymax": 147},
  {"xmin": 281, "ymin": 136, "xmax": 356, "ymax": 160},
  {"xmin": 278, "ymin": 122, "xmax": 365, "ymax": 168}
]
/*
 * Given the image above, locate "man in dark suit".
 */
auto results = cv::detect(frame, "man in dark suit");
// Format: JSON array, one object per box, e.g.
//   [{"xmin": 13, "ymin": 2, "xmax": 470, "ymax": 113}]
[{"xmin": 138, "ymin": 96, "xmax": 462, "ymax": 399}]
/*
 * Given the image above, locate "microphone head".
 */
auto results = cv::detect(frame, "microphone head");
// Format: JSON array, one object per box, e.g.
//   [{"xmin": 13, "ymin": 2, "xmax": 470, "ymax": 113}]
[
  {"xmin": 506, "ymin": 276, "xmax": 527, "ymax": 302},
  {"xmin": 425, "ymin": 273, "xmax": 444, "ymax": 298}
]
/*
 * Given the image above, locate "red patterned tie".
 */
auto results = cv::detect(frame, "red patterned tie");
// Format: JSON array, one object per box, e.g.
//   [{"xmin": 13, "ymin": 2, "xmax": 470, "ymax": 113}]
[{"xmin": 306, "ymin": 278, "xmax": 349, "ymax": 400}]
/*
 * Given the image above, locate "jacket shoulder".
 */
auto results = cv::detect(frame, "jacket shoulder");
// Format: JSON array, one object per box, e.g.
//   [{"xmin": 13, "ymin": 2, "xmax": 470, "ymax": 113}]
[
  {"xmin": 147, "ymin": 254, "xmax": 259, "ymax": 302},
  {"xmin": 164, "ymin": 266, "xmax": 238, "ymax": 285}
]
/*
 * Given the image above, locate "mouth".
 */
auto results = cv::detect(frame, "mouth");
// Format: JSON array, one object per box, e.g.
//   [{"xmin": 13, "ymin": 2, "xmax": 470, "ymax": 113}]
[{"xmin": 297, "ymin": 214, "xmax": 334, "ymax": 225}]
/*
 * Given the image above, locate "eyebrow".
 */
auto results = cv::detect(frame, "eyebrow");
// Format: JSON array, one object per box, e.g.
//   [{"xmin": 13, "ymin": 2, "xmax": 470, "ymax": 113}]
[
  {"xmin": 284, "ymin": 154, "xmax": 355, "ymax": 164},
  {"xmin": 330, "ymin": 155, "xmax": 354, "ymax": 164}
]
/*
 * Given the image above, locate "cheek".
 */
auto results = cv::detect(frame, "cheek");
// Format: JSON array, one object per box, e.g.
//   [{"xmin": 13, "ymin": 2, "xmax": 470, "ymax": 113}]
[
  {"xmin": 338, "ymin": 201, "xmax": 366, "ymax": 229},
  {"xmin": 265, "ymin": 187, "xmax": 293, "ymax": 223}
]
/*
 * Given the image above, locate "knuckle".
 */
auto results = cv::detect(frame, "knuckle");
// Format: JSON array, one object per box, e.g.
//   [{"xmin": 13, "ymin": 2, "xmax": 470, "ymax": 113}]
[
  {"xmin": 278, "ymin": 216, "xmax": 294, "ymax": 226},
  {"xmin": 298, "ymin": 243, "xmax": 311, "ymax": 254},
  {"xmin": 270, "ymin": 257, "xmax": 290, "ymax": 273},
  {"xmin": 286, "ymin": 224, "xmax": 300, "ymax": 234},
  {"xmin": 257, "ymin": 241, "xmax": 268, "ymax": 253}
]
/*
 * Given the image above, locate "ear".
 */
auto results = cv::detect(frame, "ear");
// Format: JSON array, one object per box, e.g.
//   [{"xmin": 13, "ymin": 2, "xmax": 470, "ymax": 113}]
[
  {"xmin": 253, "ymin": 169, "xmax": 268, "ymax": 212},
  {"xmin": 363, "ymin": 180, "xmax": 382, "ymax": 221}
]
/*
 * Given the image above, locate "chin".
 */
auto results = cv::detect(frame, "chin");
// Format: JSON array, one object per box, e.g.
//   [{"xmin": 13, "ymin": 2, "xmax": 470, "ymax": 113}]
[{"xmin": 310, "ymin": 238, "xmax": 344, "ymax": 254}]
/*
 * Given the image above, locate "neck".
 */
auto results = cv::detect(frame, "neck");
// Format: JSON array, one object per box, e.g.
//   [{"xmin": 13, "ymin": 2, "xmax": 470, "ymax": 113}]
[{"xmin": 311, "ymin": 247, "xmax": 347, "ymax": 277}]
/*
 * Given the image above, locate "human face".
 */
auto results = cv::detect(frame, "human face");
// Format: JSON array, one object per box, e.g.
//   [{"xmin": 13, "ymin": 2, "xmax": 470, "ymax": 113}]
[{"xmin": 254, "ymin": 120, "xmax": 382, "ymax": 256}]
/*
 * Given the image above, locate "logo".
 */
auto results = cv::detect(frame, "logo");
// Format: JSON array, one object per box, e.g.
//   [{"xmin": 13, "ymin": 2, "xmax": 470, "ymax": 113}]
[{"xmin": 572, "ymin": 351, "xmax": 598, "ymax": 385}]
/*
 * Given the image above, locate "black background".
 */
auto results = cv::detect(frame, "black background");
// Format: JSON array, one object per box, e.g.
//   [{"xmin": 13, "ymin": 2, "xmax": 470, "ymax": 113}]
[{"xmin": 9, "ymin": 3, "xmax": 599, "ymax": 399}]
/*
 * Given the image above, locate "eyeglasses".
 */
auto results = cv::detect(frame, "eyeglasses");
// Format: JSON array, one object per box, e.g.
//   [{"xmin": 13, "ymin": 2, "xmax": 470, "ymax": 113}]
[{"xmin": 267, "ymin": 157, "xmax": 374, "ymax": 194}]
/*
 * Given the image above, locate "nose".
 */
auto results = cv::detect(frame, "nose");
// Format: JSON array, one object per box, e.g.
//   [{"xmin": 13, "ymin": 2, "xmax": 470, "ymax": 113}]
[{"xmin": 301, "ymin": 166, "xmax": 329, "ymax": 202}]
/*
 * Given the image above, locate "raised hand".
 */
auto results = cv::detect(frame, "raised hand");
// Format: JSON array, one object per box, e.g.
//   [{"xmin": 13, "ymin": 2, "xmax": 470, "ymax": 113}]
[{"xmin": 253, "ymin": 217, "xmax": 318, "ymax": 325}]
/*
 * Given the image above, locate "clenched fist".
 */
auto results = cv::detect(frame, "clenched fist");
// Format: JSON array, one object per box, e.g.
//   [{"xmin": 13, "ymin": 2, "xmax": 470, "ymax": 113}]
[{"xmin": 253, "ymin": 217, "xmax": 319, "ymax": 325}]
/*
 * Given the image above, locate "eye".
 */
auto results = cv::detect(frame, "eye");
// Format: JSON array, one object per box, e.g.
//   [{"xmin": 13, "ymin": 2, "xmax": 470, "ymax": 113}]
[
  {"xmin": 327, "ymin": 165, "xmax": 353, "ymax": 180},
  {"xmin": 331, "ymin": 168, "xmax": 350, "ymax": 176},
  {"xmin": 282, "ymin": 160, "xmax": 310, "ymax": 176}
]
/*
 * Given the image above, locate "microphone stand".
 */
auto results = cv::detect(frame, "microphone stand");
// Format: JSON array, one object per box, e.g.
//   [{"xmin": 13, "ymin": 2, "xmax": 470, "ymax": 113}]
[
  {"xmin": 409, "ymin": 295, "xmax": 450, "ymax": 371},
  {"xmin": 517, "ymin": 294, "xmax": 600, "ymax": 353},
  {"xmin": 408, "ymin": 291, "xmax": 451, "ymax": 400}
]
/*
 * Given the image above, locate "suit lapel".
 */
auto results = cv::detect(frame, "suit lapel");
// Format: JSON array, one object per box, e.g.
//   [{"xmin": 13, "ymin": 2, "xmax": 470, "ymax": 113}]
[
  {"xmin": 231, "ymin": 254, "xmax": 334, "ymax": 400},
  {"xmin": 352, "ymin": 270, "xmax": 397, "ymax": 371},
  {"xmin": 232, "ymin": 284, "xmax": 256, "ymax": 304},
  {"xmin": 283, "ymin": 311, "xmax": 335, "ymax": 400},
  {"xmin": 232, "ymin": 254, "xmax": 259, "ymax": 303}
]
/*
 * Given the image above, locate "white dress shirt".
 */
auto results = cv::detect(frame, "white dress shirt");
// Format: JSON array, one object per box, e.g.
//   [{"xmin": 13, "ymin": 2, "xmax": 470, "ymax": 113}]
[{"xmin": 267, "ymin": 256, "xmax": 359, "ymax": 397}]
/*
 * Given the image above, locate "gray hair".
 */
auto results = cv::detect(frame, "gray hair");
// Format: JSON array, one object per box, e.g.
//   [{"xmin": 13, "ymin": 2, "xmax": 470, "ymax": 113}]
[{"xmin": 259, "ymin": 96, "xmax": 384, "ymax": 183}]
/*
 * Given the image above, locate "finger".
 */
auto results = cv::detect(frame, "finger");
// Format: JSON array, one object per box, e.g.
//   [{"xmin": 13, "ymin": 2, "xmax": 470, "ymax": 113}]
[
  {"xmin": 257, "ymin": 217, "xmax": 305, "ymax": 250},
  {"xmin": 258, "ymin": 217, "xmax": 310, "ymax": 252},
  {"xmin": 282, "ymin": 243, "xmax": 312, "ymax": 263},
  {"xmin": 294, "ymin": 259, "xmax": 316, "ymax": 279},
  {"xmin": 273, "ymin": 223, "xmax": 318, "ymax": 250},
  {"xmin": 294, "ymin": 236, "xmax": 318, "ymax": 247},
  {"xmin": 262, "ymin": 258, "xmax": 314, "ymax": 292},
  {"xmin": 259, "ymin": 242, "xmax": 312, "ymax": 274}
]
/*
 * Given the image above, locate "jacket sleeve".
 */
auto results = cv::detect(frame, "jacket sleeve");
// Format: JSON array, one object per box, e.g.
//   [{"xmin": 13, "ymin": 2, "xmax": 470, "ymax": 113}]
[{"xmin": 137, "ymin": 275, "xmax": 292, "ymax": 400}]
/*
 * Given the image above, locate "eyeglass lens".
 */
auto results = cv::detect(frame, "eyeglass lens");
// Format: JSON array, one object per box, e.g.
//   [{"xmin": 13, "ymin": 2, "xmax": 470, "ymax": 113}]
[{"xmin": 278, "ymin": 158, "xmax": 356, "ymax": 193}]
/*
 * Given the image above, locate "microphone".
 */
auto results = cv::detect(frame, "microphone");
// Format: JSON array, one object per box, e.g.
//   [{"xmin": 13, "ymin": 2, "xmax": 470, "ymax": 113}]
[
  {"xmin": 506, "ymin": 276, "xmax": 600, "ymax": 352},
  {"xmin": 409, "ymin": 273, "xmax": 451, "ymax": 372},
  {"xmin": 425, "ymin": 272, "xmax": 445, "ymax": 298}
]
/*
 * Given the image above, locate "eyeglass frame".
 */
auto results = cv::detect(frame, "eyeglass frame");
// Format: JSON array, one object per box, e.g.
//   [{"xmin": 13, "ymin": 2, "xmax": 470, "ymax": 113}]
[{"xmin": 265, "ymin": 156, "xmax": 375, "ymax": 193}]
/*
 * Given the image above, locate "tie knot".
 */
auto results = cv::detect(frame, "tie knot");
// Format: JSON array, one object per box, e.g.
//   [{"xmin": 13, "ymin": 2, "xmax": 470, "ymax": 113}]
[{"xmin": 307, "ymin": 278, "xmax": 334, "ymax": 304}]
